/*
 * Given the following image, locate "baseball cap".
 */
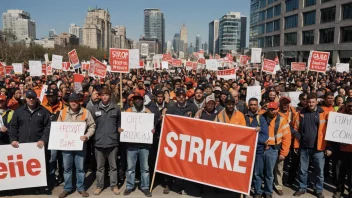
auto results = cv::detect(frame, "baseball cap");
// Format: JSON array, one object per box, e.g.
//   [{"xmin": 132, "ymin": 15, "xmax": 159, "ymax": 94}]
[
  {"xmin": 268, "ymin": 102, "xmax": 279, "ymax": 109},
  {"xmin": 205, "ymin": 94, "xmax": 216, "ymax": 103},
  {"xmin": 225, "ymin": 95, "xmax": 236, "ymax": 103},
  {"xmin": 26, "ymin": 90, "xmax": 37, "ymax": 99},
  {"xmin": 68, "ymin": 92, "xmax": 80, "ymax": 102},
  {"xmin": 213, "ymin": 86, "xmax": 222, "ymax": 92},
  {"xmin": 280, "ymin": 96, "xmax": 291, "ymax": 102},
  {"xmin": 175, "ymin": 88, "xmax": 186, "ymax": 96},
  {"xmin": 45, "ymin": 88, "xmax": 59, "ymax": 96},
  {"xmin": 132, "ymin": 92, "xmax": 144, "ymax": 100},
  {"xmin": 0, "ymin": 95, "xmax": 6, "ymax": 101}
]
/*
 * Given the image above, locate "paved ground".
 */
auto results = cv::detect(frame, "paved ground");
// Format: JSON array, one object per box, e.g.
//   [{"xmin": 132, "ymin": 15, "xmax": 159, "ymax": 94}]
[{"xmin": 0, "ymin": 171, "xmax": 346, "ymax": 198}]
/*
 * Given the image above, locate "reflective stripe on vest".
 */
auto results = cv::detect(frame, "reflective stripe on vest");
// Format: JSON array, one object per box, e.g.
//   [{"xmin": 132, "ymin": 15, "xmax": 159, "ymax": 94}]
[{"xmin": 61, "ymin": 108, "xmax": 87, "ymax": 121}]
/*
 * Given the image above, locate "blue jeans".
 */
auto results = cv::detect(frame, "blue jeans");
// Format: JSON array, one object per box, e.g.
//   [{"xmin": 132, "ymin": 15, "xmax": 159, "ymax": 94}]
[
  {"xmin": 298, "ymin": 148, "xmax": 325, "ymax": 193},
  {"xmin": 126, "ymin": 147, "xmax": 150, "ymax": 190},
  {"xmin": 263, "ymin": 147, "xmax": 279, "ymax": 195},
  {"xmin": 252, "ymin": 153, "xmax": 264, "ymax": 195},
  {"xmin": 62, "ymin": 145, "xmax": 86, "ymax": 192}
]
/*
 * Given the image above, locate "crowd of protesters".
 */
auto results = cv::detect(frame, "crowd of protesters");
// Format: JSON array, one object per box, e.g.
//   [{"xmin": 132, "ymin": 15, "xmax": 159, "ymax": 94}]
[{"xmin": 0, "ymin": 64, "xmax": 351, "ymax": 198}]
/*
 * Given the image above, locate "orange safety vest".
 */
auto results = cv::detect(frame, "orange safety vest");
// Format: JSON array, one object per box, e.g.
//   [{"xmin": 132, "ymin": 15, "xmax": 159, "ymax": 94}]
[
  {"xmin": 265, "ymin": 113, "xmax": 291, "ymax": 156},
  {"xmin": 60, "ymin": 108, "xmax": 87, "ymax": 121},
  {"xmin": 215, "ymin": 109, "xmax": 246, "ymax": 126}
]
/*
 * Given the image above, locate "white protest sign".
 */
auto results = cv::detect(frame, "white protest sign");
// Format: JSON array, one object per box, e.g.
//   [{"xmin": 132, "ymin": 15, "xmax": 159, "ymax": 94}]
[
  {"xmin": 48, "ymin": 122, "xmax": 86, "ymax": 150},
  {"xmin": 246, "ymin": 86, "xmax": 262, "ymax": 104},
  {"xmin": 51, "ymin": 55, "xmax": 63, "ymax": 70},
  {"xmin": 39, "ymin": 85, "xmax": 48, "ymax": 102},
  {"xmin": 0, "ymin": 143, "xmax": 47, "ymax": 191},
  {"xmin": 129, "ymin": 49, "xmax": 140, "ymax": 69},
  {"xmin": 251, "ymin": 48, "xmax": 262, "ymax": 63},
  {"xmin": 12, "ymin": 63, "xmax": 23, "ymax": 74},
  {"xmin": 325, "ymin": 112, "xmax": 352, "ymax": 144},
  {"xmin": 145, "ymin": 61, "xmax": 153, "ymax": 71},
  {"xmin": 279, "ymin": 92, "xmax": 301, "ymax": 107},
  {"xmin": 74, "ymin": 82, "xmax": 83, "ymax": 93},
  {"xmin": 29, "ymin": 61, "xmax": 42, "ymax": 76},
  {"xmin": 120, "ymin": 112, "xmax": 154, "ymax": 144},
  {"xmin": 206, "ymin": 59, "xmax": 219, "ymax": 71},
  {"xmin": 44, "ymin": 53, "xmax": 49, "ymax": 63},
  {"xmin": 141, "ymin": 43, "xmax": 149, "ymax": 56},
  {"xmin": 336, "ymin": 63, "xmax": 349, "ymax": 73},
  {"xmin": 162, "ymin": 61, "xmax": 169, "ymax": 69}
]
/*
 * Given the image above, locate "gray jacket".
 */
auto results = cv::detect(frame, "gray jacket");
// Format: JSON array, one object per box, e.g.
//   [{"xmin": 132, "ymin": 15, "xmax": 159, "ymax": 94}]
[{"xmin": 91, "ymin": 101, "xmax": 121, "ymax": 148}]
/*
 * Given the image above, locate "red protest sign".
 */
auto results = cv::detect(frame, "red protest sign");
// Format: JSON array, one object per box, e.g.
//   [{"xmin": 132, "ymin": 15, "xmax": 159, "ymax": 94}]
[
  {"xmin": 139, "ymin": 60, "xmax": 145, "ymax": 67},
  {"xmin": 5, "ymin": 66, "xmax": 13, "ymax": 75},
  {"xmin": 198, "ymin": 58, "xmax": 206, "ymax": 65},
  {"xmin": 155, "ymin": 115, "xmax": 257, "ymax": 195},
  {"xmin": 68, "ymin": 49, "xmax": 80, "ymax": 69},
  {"xmin": 186, "ymin": 61, "xmax": 193, "ymax": 67},
  {"xmin": 110, "ymin": 48, "xmax": 129, "ymax": 73},
  {"xmin": 217, "ymin": 68, "xmax": 236, "ymax": 80},
  {"xmin": 90, "ymin": 57, "xmax": 107, "ymax": 78},
  {"xmin": 42, "ymin": 64, "xmax": 47, "ymax": 75},
  {"xmin": 62, "ymin": 62, "xmax": 71, "ymax": 71},
  {"xmin": 0, "ymin": 66, "xmax": 5, "ymax": 77},
  {"xmin": 291, "ymin": 62, "xmax": 306, "ymax": 71},
  {"xmin": 74, "ymin": 74, "xmax": 85, "ymax": 83},
  {"xmin": 192, "ymin": 62, "xmax": 198, "ymax": 70},
  {"xmin": 162, "ymin": 53, "xmax": 172, "ymax": 61},
  {"xmin": 172, "ymin": 59, "xmax": 182, "ymax": 67},
  {"xmin": 308, "ymin": 51, "xmax": 330, "ymax": 73},
  {"xmin": 46, "ymin": 65, "xmax": 53, "ymax": 75},
  {"xmin": 81, "ymin": 62, "xmax": 90, "ymax": 71},
  {"xmin": 262, "ymin": 59, "xmax": 276, "ymax": 73},
  {"xmin": 240, "ymin": 55, "xmax": 249, "ymax": 65}
]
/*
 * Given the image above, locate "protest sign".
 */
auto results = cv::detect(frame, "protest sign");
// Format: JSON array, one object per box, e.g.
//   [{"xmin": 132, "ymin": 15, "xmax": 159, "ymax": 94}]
[
  {"xmin": 336, "ymin": 63, "xmax": 349, "ymax": 73},
  {"xmin": 39, "ymin": 85, "xmax": 48, "ymax": 102},
  {"xmin": 73, "ymin": 74, "xmax": 84, "ymax": 92},
  {"xmin": 46, "ymin": 64, "xmax": 53, "ymax": 75},
  {"xmin": 141, "ymin": 43, "xmax": 149, "ymax": 56},
  {"xmin": 44, "ymin": 53, "xmax": 49, "ymax": 63},
  {"xmin": 110, "ymin": 48, "xmax": 129, "ymax": 73},
  {"xmin": 172, "ymin": 59, "xmax": 182, "ymax": 67},
  {"xmin": 308, "ymin": 50, "xmax": 330, "ymax": 73},
  {"xmin": 155, "ymin": 115, "xmax": 257, "ymax": 195},
  {"xmin": 291, "ymin": 62, "xmax": 306, "ymax": 71},
  {"xmin": 120, "ymin": 112, "xmax": 154, "ymax": 144},
  {"xmin": 68, "ymin": 49, "xmax": 80, "ymax": 69},
  {"xmin": 198, "ymin": 58, "xmax": 206, "ymax": 65},
  {"xmin": 279, "ymin": 92, "xmax": 301, "ymax": 107},
  {"xmin": 0, "ymin": 66, "xmax": 5, "ymax": 77},
  {"xmin": 139, "ymin": 60, "xmax": 145, "ymax": 67},
  {"xmin": 12, "ymin": 63, "xmax": 23, "ymax": 74},
  {"xmin": 41, "ymin": 64, "xmax": 47, "ymax": 75},
  {"xmin": 29, "ymin": 61, "xmax": 42, "ymax": 76},
  {"xmin": 262, "ymin": 59, "xmax": 276, "ymax": 74},
  {"xmin": 5, "ymin": 66, "xmax": 13, "ymax": 75},
  {"xmin": 48, "ymin": 122, "xmax": 86, "ymax": 150},
  {"xmin": 192, "ymin": 62, "xmax": 198, "ymax": 70},
  {"xmin": 246, "ymin": 86, "xmax": 261, "ymax": 104},
  {"xmin": 217, "ymin": 68, "xmax": 236, "ymax": 80},
  {"xmin": 0, "ymin": 143, "xmax": 47, "ymax": 190},
  {"xmin": 62, "ymin": 62, "xmax": 71, "ymax": 71},
  {"xmin": 129, "ymin": 49, "xmax": 140, "ymax": 69},
  {"xmin": 162, "ymin": 61, "xmax": 169, "ymax": 69},
  {"xmin": 325, "ymin": 112, "xmax": 352, "ymax": 144},
  {"xmin": 51, "ymin": 55, "xmax": 63, "ymax": 70},
  {"xmin": 206, "ymin": 59, "xmax": 219, "ymax": 71},
  {"xmin": 251, "ymin": 48, "xmax": 262, "ymax": 63},
  {"xmin": 240, "ymin": 55, "xmax": 249, "ymax": 65},
  {"xmin": 153, "ymin": 54, "xmax": 162, "ymax": 69},
  {"xmin": 90, "ymin": 57, "xmax": 107, "ymax": 78}
]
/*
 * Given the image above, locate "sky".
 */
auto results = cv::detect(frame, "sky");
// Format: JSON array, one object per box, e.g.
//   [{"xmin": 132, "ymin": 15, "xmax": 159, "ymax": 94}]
[{"xmin": 1, "ymin": 0, "xmax": 250, "ymax": 46}]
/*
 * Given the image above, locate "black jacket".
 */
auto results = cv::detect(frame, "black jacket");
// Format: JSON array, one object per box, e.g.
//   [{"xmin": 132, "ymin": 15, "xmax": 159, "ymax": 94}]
[
  {"xmin": 9, "ymin": 104, "xmax": 51, "ymax": 144},
  {"xmin": 166, "ymin": 101, "xmax": 198, "ymax": 117},
  {"xmin": 90, "ymin": 102, "xmax": 121, "ymax": 148}
]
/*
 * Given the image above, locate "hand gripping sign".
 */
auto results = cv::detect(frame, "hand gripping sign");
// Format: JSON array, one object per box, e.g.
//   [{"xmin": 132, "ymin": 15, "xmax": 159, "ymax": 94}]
[{"xmin": 154, "ymin": 115, "xmax": 258, "ymax": 195}]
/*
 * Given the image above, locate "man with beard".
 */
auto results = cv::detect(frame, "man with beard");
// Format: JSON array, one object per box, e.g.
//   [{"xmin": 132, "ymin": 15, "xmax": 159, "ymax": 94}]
[
  {"xmin": 120, "ymin": 93, "xmax": 155, "ymax": 197},
  {"xmin": 215, "ymin": 94, "xmax": 246, "ymax": 126},
  {"xmin": 333, "ymin": 98, "xmax": 352, "ymax": 198},
  {"xmin": 194, "ymin": 94, "xmax": 219, "ymax": 120}
]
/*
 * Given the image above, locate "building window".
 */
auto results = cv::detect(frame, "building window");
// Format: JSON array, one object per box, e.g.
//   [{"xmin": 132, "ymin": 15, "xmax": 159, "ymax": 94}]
[
  {"xmin": 273, "ymin": 34, "xmax": 280, "ymax": 46},
  {"xmin": 305, "ymin": 0, "xmax": 316, "ymax": 7},
  {"xmin": 266, "ymin": 22, "xmax": 274, "ymax": 33},
  {"xmin": 343, "ymin": 3, "xmax": 352, "ymax": 20},
  {"xmin": 319, "ymin": 28, "xmax": 334, "ymax": 43},
  {"xmin": 259, "ymin": 11, "xmax": 266, "ymax": 21},
  {"xmin": 286, "ymin": 0, "xmax": 298, "ymax": 12},
  {"xmin": 265, "ymin": 36, "xmax": 273, "ymax": 47},
  {"xmin": 285, "ymin": 14, "xmax": 298, "ymax": 29},
  {"xmin": 274, "ymin": 19, "xmax": 280, "ymax": 31},
  {"xmin": 341, "ymin": 26, "xmax": 352, "ymax": 42},
  {"xmin": 267, "ymin": 7, "xmax": 274, "ymax": 19},
  {"xmin": 260, "ymin": 0, "xmax": 267, "ymax": 8},
  {"xmin": 321, "ymin": 0, "xmax": 331, "ymax": 3},
  {"xmin": 274, "ymin": 4, "xmax": 281, "ymax": 16},
  {"xmin": 321, "ymin": 6, "xmax": 336, "ymax": 23},
  {"xmin": 258, "ymin": 37, "xmax": 264, "ymax": 47},
  {"xmin": 258, "ymin": 24, "xmax": 265, "ymax": 34},
  {"xmin": 268, "ymin": 0, "xmax": 277, "ymax": 4},
  {"xmin": 303, "ymin": 11, "xmax": 316, "ymax": 26},
  {"xmin": 284, "ymin": 32, "xmax": 297, "ymax": 45},
  {"xmin": 303, "ymin": 30, "xmax": 314, "ymax": 44}
]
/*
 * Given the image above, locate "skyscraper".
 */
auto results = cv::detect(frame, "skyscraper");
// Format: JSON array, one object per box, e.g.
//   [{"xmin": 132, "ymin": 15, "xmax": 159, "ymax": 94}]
[
  {"xmin": 166, "ymin": 41, "xmax": 172, "ymax": 53},
  {"xmin": 180, "ymin": 24, "xmax": 188, "ymax": 53},
  {"xmin": 240, "ymin": 16, "xmax": 247, "ymax": 52},
  {"xmin": 208, "ymin": 20, "xmax": 219, "ymax": 55},
  {"xmin": 195, "ymin": 33, "xmax": 201, "ymax": 52},
  {"xmin": 144, "ymin": 8, "xmax": 165, "ymax": 53},
  {"xmin": 49, "ymin": 29, "xmax": 56, "ymax": 38},
  {"xmin": 82, "ymin": 8, "xmax": 111, "ymax": 50},
  {"xmin": 69, "ymin": 24, "xmax": 83, "ymax": 44},
  {"xmin": 2, "ymin": 10, "xmax": 36, "ymax": 43},
  {"xmin": 202, "ymin": 42, "xmax": 208, "ymax": 53},
  {"xmin": 219, "ymin": 12, "xmax": 241, "ymax": 56},
  {"xmin": 249, "ymin": 0, "xmax": 260, "ymax": 48}
]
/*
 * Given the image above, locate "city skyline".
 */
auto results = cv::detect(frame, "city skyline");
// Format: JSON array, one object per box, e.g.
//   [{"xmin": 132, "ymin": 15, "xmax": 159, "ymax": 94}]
[{"xmin": 0, "ymin": 0, "xmax": 250, "ymax": 47}]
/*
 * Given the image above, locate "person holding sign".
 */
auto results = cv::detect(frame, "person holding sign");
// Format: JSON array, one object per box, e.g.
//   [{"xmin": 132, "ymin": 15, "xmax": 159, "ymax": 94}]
[
  {"xmin": 119, "ymin": 92, "xmax": 155, "ymax": 197},
  {"xmin": 89, "ymin": 88, "xmax": 121, "ymax": 196},
  {"xmin": 57, "ymin": 93, "xmax": 96, "ymax": 198},
  {"xmin": 292, "ymin": 93, "xmax": 331, "ymax": 198},
  {"xmin": 0, "ymin": 94, "xmax": 13, "ymax": 145}
]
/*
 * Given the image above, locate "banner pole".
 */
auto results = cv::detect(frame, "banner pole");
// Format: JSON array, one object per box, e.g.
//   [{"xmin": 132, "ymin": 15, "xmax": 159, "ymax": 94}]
[
  {"xmin": 315, "ymin": 72, "xmax": 319, "ymax": 89},
  {"xmin": 149, "ymin": 171, "xmax": 156, "ymax": 193},
  {"xmin": 120, "ymin": 73, "xmax": 123, "ymax": 109}
]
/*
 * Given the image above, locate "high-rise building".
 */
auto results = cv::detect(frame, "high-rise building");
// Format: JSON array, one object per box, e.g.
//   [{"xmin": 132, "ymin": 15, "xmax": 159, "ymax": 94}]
[
  {"xmin": 49, "ymin": 29, "xmax": 56, "ymax": 38},
  {"xmin": 195, "ymin": 33, "xmax": 201, "ymax": 52},
  {"xmin": 69, "ymin": 24, "xmax": 83, "ymax": 44},
  {"xmin": 240, "ymin": 16, "xmax": 247, "ymax": 52},
  {"xmin": 54, "ymin": 33, "xmax": 79, "ymax": 46},
  {"xmin": 202, "ymin": 42, "xmax": 208, "ymax": 53},
  {"xmin": 208, "ymin": 20, "xmax": 219, "ymax": 55},
  {"xmin": 144, "ymin": 8, "xmax": 165, "ymax": 53},
  {"xmin": 188, "ymin": 43, "xmax": 195, "ymax": 54},
  {"xmin": 166, "ymin": 41, "xmax": 172, "ymax": 53},
  {"xmin": 173, "ymin": 33, "xmax": 184, "ymax": 54},
  {"xmin": 255, "ymin": 0, "xmax": 352, "ymax": 65},
  {"xmin": 82, "ymin": 8, "xmax": 111, "ymax": 50},
  {"xmin": 180, "ymin": 24, "xmax": 188, "ymax": 53},
  {"xmin": 249, "ymin": 0, "xmax": 260, "ymax": 48},
  {"xmin": 111, "ymin": 25, "xmax": 128, "ymax": 48},
  {"xmin": 2, "ymin": 10, "xmax": 36, "ymax": 43},
  {"xmin": 219, "ymin": 12, "xmax": 241, "ymax": 56}
]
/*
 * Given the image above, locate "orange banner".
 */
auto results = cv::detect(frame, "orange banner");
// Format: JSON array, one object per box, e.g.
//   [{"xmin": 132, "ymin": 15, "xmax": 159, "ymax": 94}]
[{"xmin": 155, "ymin": 115, "xmax": 257, "ymax": 195}]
